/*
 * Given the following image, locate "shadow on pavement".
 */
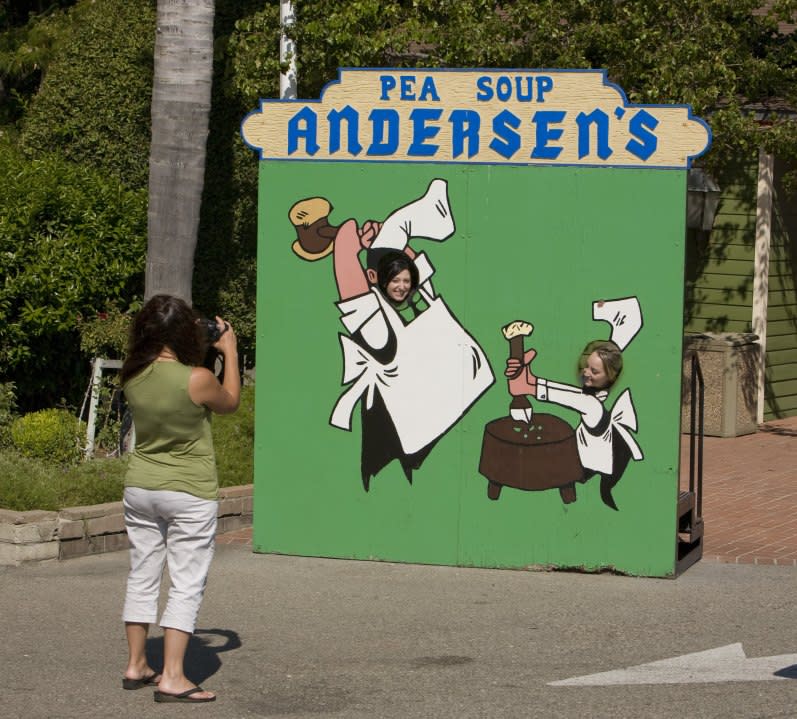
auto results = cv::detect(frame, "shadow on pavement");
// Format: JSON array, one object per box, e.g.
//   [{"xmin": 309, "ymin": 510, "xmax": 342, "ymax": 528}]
[
  {"xmin": 145, "ymin": 628, "xmax": 242, "ymax": 684},
  {"xmin": 774, "ymin": 664, "xmax": 797, "ymax": 679}
]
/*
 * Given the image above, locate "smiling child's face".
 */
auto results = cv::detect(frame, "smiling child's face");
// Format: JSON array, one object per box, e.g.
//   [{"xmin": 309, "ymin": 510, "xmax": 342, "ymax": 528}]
[
  {"xmin": 582, "ymin": 351, "xmax": 610, "ymax": 389},
  {"xmin": 386, "ymin": 269, "xmax": 412, "ymax": 303}
]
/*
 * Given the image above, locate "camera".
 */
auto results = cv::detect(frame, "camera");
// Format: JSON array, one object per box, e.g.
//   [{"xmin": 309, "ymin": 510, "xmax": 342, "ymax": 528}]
[{"xmin": 200, "ymin": 318, "xmax": 228, "ymax": 344}]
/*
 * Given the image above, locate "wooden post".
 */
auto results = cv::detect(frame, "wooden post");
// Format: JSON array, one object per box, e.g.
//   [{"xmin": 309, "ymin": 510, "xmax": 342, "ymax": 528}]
[
  {"xmin": 85, "ymin": 358, "xmax": 123, "ymax": 459},
  {"xmin": 280, "ymin": 1, "xmax": 297, "ymax": 100},
  {"xmin": 753, "ymin": 150, "xmax": 774, "ymax": 424}
]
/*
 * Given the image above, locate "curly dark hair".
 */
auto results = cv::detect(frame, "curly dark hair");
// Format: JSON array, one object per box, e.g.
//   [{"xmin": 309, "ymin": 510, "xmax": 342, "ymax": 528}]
[{"xmin": 120, "ymin": 295, "xmax": 206, "ymax": 384}]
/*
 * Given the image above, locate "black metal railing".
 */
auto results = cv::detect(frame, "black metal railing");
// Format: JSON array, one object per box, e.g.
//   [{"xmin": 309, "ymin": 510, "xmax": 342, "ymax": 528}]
[{"xmin": 687, "ymin": 352, "xmax": 705, "ymax": 519}]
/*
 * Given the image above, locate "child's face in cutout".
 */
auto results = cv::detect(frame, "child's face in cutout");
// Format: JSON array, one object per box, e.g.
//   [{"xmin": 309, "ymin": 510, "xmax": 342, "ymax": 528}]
[
  {"xmin": 582, "ymin": 351, "xmax": 610, "ymax": 389},
  {"xmin": 386, "ymin": 269, "xmax": 412, "ymax": 303}
]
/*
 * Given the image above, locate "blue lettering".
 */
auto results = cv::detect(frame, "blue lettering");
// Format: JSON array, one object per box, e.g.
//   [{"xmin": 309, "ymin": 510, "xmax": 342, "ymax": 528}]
[
  {"xmin": 418, "ymin": 76, "xmax": 440, "ymax": 102},
  {"xmin": 536, "ymin": 76, "xmax": 553, "ymax": 102},
  {"xmin": 287, "ymin": 107, "xmax": 320, "ymax": 155},
  {"xmin": 400, "ymin": 75, "xmax": 416, "ymax": 101},
  {"xmin": 626, "ymin": 109, "xmax": 659, "ymax": 160},
  {"xmin": 476, "ymin": 74, "xmax": 553, "ymax": 103},
  {"xmin": 496, "ymin": 76, "xmax": 512, "ymax": 101},
  {"xmin": 449, "ymin": 109, "xmax": 480, "ymax": 158},
  {"xmin": 531, "ymin": 110, "xmax": 565, "ymax": 159},
  {"xmin": 408, "ymin": 109, "xmax": 441, "ymax": 156},
  {"xmin": 476, "ymin": 76, "xmax": 493, "ymax": 101},
  {"xmin": 490, "ymin": 109, "xmax": 521, "ymax": 159},
  {"xmin": 379, "ymin": 75, "xmax": 397, "ymax": 100},
  {"xmin": 327, "ymin": 106, "xmax": 362, "ymax": 155},
  {"xmin": 515, "ymin": 77, "xmax": 533, "ymax": 102},
  {"xmin": 576, "ymin": 109, "xmax": 612, "ymax": 160},
  {"xmin": 367, "ymin": 109, "xmax": 399, "ymax": 155}
]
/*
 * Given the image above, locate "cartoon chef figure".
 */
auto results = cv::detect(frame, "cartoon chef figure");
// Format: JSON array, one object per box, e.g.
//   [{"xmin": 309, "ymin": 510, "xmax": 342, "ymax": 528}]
[
  {"xmin": 289, "ymin": 179, "xmax": 494, "ymax": 490},
  {"xmin": 506, "ymin": 297, "xmax": 644, "ymax": 509}
]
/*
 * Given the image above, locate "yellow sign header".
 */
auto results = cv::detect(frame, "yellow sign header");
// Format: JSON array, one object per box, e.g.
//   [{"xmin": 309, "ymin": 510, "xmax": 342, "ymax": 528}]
[{"xmin": 241, "ymin": 68, "xmax": 711, "ymax": 169}]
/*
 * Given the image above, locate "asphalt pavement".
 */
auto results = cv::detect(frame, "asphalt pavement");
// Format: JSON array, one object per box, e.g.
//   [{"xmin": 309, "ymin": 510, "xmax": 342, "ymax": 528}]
[{"xmin": 2, "ymin": 542, "xmax": 796, "ymax": 718}]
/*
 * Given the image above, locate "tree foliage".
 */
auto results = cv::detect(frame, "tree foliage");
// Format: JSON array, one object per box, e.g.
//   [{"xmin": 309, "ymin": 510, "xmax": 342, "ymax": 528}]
[
  {"xmin": 1, "ymin": 0, "xmax": 795, "ymax": 410},
  {"xmin": 0, "ymin": 1, "xmax": 74, "ymax": 127},
  {"xmin": 0, "ymin": 145, "xmax": 146, "ymax": 409},
  {"xmin": 19, "ymin": 0, "xmax": 155, "ymax": 187},
  {"xmin": 267, "ymin": 0, "xmax": 796, "ymax": 177}
]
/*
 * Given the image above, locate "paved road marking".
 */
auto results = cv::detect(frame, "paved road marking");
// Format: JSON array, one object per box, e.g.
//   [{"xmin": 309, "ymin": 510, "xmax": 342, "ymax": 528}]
[{"xmin": 548, "ymin": 643, "xmax": 797, "ymax": 686}]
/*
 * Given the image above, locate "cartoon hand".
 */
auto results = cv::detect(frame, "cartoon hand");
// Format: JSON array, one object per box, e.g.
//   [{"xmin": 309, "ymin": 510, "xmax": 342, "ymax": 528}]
[
  {"xmin": 505, "ymin": 348, "xmax": 537, "ymax": 396},
  {"xmin": 359, "ymin": 220, "xmax": 382, "ymax": 250}
]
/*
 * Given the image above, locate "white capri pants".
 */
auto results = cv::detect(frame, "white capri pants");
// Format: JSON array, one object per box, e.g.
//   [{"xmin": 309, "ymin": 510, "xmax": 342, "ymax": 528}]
[{"xmin": 122, "ymin": 487, "xmax": 217, "ymax": 634}]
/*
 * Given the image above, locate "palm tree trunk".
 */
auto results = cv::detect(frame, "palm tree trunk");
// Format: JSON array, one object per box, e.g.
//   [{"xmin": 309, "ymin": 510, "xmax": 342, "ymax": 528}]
[{"xmin": 145, "ymin": 0, "xmax": 215, "ymax": 303}]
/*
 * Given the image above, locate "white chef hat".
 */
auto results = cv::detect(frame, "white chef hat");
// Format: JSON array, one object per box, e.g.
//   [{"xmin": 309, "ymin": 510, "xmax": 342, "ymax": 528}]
[
  {"xmin": 592, "ymin": 297, "xmax": 643, "ymax": 351},
  {"xmin": 370, "ymin": 179, "xmax": 455, "ymax": 250}
]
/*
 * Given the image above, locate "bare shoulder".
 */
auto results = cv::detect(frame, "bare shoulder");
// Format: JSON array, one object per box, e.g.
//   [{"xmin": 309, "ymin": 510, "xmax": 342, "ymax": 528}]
[
  {"xmin": 188, "ymin": 366, "xmax": 218, "ymax": 403},
  {"xmin": 188, "ymin": 365, "xmax": 240, "ymax": 415},
  {"xmin": 189, "ymin": 366, "xmax": 217, "ymax": 388}
]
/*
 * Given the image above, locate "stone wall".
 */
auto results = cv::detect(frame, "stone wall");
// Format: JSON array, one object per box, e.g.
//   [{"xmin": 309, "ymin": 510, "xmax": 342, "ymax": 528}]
[{"xmin": 0, "ymin": 484, "xmax": 253, "ymax": 566}]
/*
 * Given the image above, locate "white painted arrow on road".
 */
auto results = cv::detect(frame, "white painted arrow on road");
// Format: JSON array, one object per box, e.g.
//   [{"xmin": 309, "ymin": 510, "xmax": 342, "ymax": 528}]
[{"xmin": 548, "ymin": 644, "xmax": 797, "ymax": 686}]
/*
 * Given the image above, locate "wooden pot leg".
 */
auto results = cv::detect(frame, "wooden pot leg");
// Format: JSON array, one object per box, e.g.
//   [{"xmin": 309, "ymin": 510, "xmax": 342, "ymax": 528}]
[{"xmin": 559, "ymin": 483, "xmax": 577, "ymax": 504}]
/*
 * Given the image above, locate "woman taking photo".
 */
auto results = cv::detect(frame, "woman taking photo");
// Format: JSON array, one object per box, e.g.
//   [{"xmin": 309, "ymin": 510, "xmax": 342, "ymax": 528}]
[{"xmin": 119, "ymin": 294, "xmax": 240, "ymax": 703}]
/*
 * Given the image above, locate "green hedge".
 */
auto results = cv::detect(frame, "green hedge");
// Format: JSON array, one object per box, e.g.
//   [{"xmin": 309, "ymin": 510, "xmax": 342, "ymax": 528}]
[
  {"xmin": 20, "ymin": 0, "xmax": 155, "ymax": 188},
  {"xmin": 11, "ymin": 408, "xmax": 81, "ymax": 465},
  {"xmin": 0, "ymin": 386, "xmax": 255, "ymax": 512},
  {"xmin": 0, "ymin": 145, "xmax": 146, "ymax": 409}
]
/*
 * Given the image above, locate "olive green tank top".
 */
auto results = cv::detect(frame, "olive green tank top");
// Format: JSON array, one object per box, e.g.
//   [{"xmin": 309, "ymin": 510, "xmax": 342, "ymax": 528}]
[{"xmin": 123, "ymin": 361, "xmax": 218, "ymax": 500}]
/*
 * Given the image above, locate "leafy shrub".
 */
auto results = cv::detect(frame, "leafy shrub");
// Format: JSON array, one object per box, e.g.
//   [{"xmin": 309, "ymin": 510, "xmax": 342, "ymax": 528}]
[
  {"xmin": 11, "ymin": 408, "xmax": 82, "ymax": 465},
  {"xmin": 77, "ymin": 304, "xmax": 135, "ymax": 359},
  {"xmin": 0, "ymin": 382, "xmax": 18, "ymax": 448},
  {"xmin": 0, "ymin": 4, "xmax": 71, "ymax": 127},
  {"xmin": 0, "ymin": 145, "xmax": 146, "ymax": 410},
  {"xmin": 20, "ymin": 0, "xmax": 156, "ymax": 188}
]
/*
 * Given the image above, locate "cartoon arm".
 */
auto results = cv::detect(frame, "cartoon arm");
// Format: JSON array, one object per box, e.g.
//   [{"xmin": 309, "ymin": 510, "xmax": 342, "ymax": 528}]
[
  {"xmin": 536, "ymin": 379, "xmax": 604, "ymax": 428},
  {"xmin": 334, "ymin": 219, "xmax": 370, "ymax": 301},
  {"xmin": 505, "ymin": 351, "xmax": 604, "ymax": 428}
]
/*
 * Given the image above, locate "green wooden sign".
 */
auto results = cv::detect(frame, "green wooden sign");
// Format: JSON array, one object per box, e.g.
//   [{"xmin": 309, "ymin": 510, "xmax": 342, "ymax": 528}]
[{"xmin": 242, "ymin": 69, "xmax": 711, "ymax": 576}]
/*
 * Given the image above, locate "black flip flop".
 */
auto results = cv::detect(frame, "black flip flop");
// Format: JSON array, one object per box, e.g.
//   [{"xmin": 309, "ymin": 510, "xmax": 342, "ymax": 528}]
[
  {"xmin": 122, "ymin": 674, "xmax": 160, "ymax": 690},
  {"xmin": 154, "ymin": 687, "xmax": 216, "ymax": 703}
]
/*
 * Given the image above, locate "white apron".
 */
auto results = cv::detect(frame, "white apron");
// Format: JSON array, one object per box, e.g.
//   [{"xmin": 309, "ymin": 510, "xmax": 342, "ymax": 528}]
[
  {"xmin": 331, "ymin": 286, "xmax": 494, "ymax": 454},
  {"xmin": 575, "ymin": 388, "xmax": 643, "ymax": 474}
]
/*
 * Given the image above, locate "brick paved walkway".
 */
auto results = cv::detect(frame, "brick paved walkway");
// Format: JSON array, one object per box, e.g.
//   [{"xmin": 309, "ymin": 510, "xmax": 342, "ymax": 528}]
[
  {"xmin": 219, "ymin": 416, "xmax": 797, "ymax": 566},
  {"xmin": 680, "ymin": 415, "xmax": 797, "ymax": 565}
]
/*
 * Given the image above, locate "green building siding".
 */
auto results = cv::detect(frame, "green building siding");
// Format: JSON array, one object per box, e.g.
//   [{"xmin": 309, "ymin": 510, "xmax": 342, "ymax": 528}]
[
  {"xmin": 684, "ymin": 156, "xmax": 797, "ymax": 420},
  {"xmin": 766, "ymin": 159, "xmax": 797, "ymax": 418}
]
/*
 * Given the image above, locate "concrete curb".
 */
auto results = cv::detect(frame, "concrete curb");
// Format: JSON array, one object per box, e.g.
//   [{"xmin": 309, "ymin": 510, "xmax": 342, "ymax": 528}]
[{"xmin": 0, "ymin": 484, "xmax": 253, "ymax": 566}]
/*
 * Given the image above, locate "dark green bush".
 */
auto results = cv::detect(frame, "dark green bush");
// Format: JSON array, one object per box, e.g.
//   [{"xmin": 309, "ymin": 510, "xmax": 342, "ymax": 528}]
[
  {"xmin": 0, "ymin": 145, "xmax": 146, "ymax": 409},
  {"xmin": 11, "ymin": 408, "xmax": 82, "ymax": 465},
  {"xmin": 0, "ymin": 382, "xmax": 18, "ymax": 449},
  {"xmin": 20, "ymin": 0, "xmax": 155, "ymax": 188}
]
